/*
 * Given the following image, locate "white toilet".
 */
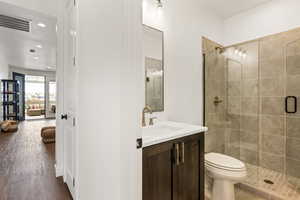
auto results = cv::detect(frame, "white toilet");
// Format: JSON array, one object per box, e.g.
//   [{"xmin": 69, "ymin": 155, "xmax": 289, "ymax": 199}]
[{"xmin": 205, "ymin": 153, "xmax": 247, "ymax": 200}]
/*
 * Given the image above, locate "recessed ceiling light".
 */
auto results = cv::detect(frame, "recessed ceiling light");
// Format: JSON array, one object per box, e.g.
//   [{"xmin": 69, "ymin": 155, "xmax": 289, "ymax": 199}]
[
  {"xmin": 33, "ymin": 57, "xmax": 39, "ymax": 60},
  {"xmin": 36, "ymin": 44, "xmax": 42, "ymax": 49},
  {"xmin": 37, "ymin": 23, "xmax": 46, "ymax": 28}
]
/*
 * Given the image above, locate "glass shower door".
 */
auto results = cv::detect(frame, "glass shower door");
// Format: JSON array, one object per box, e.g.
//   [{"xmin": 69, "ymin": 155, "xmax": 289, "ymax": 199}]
[{"xmin": 285, "ymin": 39, "xmax": 300, "ymax": 180}]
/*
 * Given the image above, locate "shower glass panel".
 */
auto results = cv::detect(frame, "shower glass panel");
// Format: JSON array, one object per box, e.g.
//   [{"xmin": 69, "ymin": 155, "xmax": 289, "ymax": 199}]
[
  {"xmin": 203, "ymin": 38, "xmax": 226, "ymax": 154},
  {"xmin": 225, "ymin": 42, "xmax": 260, "ymax": 188},
  {"xmin": 204, "ymin": 29, "xmax": 300, "ymax": 199},
  {"xmin": 286, "ymin": 39, "xmax": 300, "ymax": 181}
]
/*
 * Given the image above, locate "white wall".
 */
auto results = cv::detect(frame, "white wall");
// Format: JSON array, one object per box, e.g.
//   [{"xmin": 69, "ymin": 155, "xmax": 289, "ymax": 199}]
[
  {"xmin": 0, "ymin": 52, "xmax": 9, "ymax": 80},
  {"xmin": 9, "ymin": 66, "xmax": 56, "ymax": 78},
  {"xmin": 143, "ymin": 0, "xmax": 223, "ymax": 125},
  {"xmin": 0, "ymin": 49, "xmax": 9, "ymax": 121},
  {"xmin": 0, "ymin": 0, "xmax": 57, "ymax": 17},
  {"xmin": 224, "ymin": 0, "xmax": 300, "ymax": 46},
  {"xmin": 77, "ymin": 0, "xmax": 142, "ymax": 199}
]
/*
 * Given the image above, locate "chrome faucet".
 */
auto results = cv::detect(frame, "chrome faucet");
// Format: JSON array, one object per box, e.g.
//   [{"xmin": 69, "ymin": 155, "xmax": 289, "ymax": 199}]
[{"xmin": 142, "ymin": 105, "xmax": 153, "ymax": 127}]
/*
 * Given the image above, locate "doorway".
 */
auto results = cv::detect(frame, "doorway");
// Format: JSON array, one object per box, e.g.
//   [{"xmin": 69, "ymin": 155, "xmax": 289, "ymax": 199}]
[
  {"xmin": 25, "ymin": 75, "xmax": 46, "ymax": 120},
  {"xmin": 13, "ymin": 74, "xmax": 57, "ymax": 121},
  {"xmin": 0, "ymin": 0, "xmax": 73, "ymax": 199}
]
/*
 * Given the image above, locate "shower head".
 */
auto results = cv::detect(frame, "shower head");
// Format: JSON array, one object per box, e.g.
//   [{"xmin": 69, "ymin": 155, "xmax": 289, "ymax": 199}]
[{"xmin": 215, "ymin": 46, "xmax": 225, "ymax": 54}]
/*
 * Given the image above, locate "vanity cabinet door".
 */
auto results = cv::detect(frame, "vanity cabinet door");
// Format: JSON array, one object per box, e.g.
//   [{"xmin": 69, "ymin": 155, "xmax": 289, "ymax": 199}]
[
  {"xmin": 143, "ymin": 143, "xmax": 173, "ymax": 200},
  {"xmin": 173, "ymin": 134, "xmax": 204, "ymax": 200}
]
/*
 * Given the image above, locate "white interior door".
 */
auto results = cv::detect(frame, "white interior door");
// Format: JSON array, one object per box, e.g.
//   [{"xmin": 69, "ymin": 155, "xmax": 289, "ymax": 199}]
[{"xmin": 63, "ymin": 0, "xmax": 77, "ymax": 197}]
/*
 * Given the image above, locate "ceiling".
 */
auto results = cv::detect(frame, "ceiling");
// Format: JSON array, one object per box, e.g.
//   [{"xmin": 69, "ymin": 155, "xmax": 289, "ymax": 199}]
[
  {"xmin": 200, "ymin": 0, "xmax": 274, "ymax": 18},
  {"xmin": 0, "ymin": 2, "xmax": 56, "ymax": 71}
]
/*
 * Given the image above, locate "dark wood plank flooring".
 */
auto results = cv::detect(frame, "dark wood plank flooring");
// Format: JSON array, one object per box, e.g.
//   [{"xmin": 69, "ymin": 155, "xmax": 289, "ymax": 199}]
[{"xmin": 0, "ymin": 120, "xmax": 72, "ymax": 200}]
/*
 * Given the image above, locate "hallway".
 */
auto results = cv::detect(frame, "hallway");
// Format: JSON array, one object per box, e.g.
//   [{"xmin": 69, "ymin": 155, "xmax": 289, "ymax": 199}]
[{"xmin": 0, "ymin": 120, "xmax": 72, "ymax": 200}]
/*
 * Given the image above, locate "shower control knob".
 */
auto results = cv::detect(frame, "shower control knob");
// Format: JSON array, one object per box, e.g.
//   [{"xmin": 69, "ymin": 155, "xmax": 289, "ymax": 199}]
[{"xmin": 214, "ymin": 96, "xmax": 223, "ymax": 106}]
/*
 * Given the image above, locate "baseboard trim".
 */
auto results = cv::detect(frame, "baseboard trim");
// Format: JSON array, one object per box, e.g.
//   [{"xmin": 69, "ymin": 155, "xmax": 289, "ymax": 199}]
[{"xmin": 55, "ymin": 164, "xmax": 63, "ymax": 177}]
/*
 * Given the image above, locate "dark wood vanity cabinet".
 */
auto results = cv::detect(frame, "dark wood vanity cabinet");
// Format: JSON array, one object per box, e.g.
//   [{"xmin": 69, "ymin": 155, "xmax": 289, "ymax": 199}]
[{"xmin": 143, "ymin": 133, "xmax": 205, "ymax": 200}]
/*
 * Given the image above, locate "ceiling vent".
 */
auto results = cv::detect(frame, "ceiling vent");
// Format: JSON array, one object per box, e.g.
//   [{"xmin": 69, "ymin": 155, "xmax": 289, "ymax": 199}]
[{"xmin": 0, "ymin": 15, "xmax": 30, "ymax": 32}]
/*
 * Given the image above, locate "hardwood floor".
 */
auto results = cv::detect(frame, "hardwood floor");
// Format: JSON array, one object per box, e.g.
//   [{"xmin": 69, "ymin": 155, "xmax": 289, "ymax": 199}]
[{"xmin": 0, "ymin": 120, "xmax": 72, "ymax": 200}]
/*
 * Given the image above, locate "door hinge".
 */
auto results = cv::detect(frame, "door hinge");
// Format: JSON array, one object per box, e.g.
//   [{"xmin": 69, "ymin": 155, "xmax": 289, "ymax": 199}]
[
  {"xmin": 73, "ymin": 0, "xmax": 76, "ymax": 6},
  {"xmin": 136, "ymin": 138, "xmax": 142, "ymax": 149},
  {"xmin": 73, "ymin": 118, "xmax": 76, "ymax": 126},
  {"xmin": 73, "ymin": 178, "xmax": 75, "ymax": 187},
  {"xmin": 73, "ymin": 56, "xmax": 76, "ymax": 66}
]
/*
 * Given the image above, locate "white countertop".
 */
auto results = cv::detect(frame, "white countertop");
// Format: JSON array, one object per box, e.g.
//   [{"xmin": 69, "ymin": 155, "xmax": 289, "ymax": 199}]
[{"xmin": 142, "ymin": 121, "xmax": 208, "ymax": 148}]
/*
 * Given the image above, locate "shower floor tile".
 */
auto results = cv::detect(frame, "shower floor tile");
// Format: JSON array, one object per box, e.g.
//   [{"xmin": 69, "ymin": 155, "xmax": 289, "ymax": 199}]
[
  {"xmin": 236, "ymin": 188, "xmax": 268, "ymax": 200},
  {"xmin": 205, "ymin": 186, "xmax": 268, "ymax": 200},
  {"xmin": 242, "ymin": 163, "xmax": 300, "ymax": 200}
]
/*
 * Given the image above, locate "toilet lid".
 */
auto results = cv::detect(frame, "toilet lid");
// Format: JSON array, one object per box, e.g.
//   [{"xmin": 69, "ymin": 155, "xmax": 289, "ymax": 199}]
[{"xmin": 205, "ymin": 153, "xmax": 245, "ymax": 171}]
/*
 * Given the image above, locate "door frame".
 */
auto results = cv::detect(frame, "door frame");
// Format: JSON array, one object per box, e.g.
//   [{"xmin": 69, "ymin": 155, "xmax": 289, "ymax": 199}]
[
  {"xmin": 12, "ymin": 72, "xmax": 25, "ymax": 121},
  {"xmin": 55, "ymin": 0, "xmax": 142, "ymax": 199},
  {"xmin": 63, "ymin": 0, "xmax": 77, "ymax": 197},
  {"xmin": 55, "ymin": 0, "xmax": 79, "ymax": 198}
]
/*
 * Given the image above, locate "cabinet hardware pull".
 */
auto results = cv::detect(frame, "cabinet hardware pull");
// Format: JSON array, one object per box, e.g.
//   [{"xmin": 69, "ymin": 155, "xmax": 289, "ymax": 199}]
[
  {"xmin": 180, "ymin": 142, "xmax": 185, "ymax": 164},
  {"xmin": 175, "ymin": 143, "xmax": 180, "ymax": 166}
]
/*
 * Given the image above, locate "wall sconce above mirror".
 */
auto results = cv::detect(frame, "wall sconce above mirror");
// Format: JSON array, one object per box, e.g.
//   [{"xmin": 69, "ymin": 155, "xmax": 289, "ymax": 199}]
[{"xmin": 143, "ymin": 25, "xmax": 164, "ymax": 112}]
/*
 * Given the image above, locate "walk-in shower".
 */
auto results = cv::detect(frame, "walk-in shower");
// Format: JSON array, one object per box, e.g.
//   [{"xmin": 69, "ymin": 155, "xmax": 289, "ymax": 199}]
[{"xmin": 203, "ymin": 28, "xmax": 300, "ymax": 200}]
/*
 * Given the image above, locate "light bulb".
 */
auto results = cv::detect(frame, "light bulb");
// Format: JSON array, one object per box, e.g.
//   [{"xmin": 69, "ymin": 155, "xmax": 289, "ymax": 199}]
[
  {"xmin": 37, "ymin": 23, "xmax": 46, "ymax": 28},
  {"xmin": 234, "ymin": 49, "xmax": 239, "ymax": 54}
]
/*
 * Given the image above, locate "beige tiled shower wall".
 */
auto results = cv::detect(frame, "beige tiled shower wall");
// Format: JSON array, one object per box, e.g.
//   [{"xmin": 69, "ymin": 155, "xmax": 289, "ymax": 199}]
[
  {"xmin": 203, "ymin": 38, "xmax": 226, "ymax": 153},
  {"xmin": 226, "ymin": 42, "xmax": 259, "ymax": 167},
  {"xmin": 226, "ymin": 28, "xmax": 300, "ymax": 178}
]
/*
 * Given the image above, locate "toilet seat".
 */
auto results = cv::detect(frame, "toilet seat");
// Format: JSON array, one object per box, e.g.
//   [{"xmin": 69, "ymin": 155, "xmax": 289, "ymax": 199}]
[{"xmin": 205, "ymin": 153, "xmax": 246, "ymax": 172}]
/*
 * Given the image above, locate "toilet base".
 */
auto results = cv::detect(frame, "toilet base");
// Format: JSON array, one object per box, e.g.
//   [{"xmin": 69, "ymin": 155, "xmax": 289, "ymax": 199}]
[{"xmin": 212, "ymin": 179, "xmax": 235, "ymax": 200}]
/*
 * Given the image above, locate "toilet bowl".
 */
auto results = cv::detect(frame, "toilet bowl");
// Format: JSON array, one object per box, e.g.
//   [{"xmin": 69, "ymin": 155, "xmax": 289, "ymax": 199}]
[{"xmin": 205, "ymin": 153, "xmax": 247, "ymax": 200}]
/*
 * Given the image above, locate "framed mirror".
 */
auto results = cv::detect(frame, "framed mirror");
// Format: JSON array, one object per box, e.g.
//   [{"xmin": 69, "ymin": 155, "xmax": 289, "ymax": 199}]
[{"xmin": 143, "ymin": 25, "xmax": 164, "ymax": 112}]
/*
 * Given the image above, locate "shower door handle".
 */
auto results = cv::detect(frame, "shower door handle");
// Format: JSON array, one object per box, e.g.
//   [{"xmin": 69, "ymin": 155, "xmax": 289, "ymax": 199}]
[{"xmin": 285, "ymin": 96, "xmax": 297, "ymax": 114}]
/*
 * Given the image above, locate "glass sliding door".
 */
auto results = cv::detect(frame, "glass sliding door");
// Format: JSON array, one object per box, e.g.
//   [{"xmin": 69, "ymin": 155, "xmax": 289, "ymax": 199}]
[
  {"xmin": 12, "ymin": 72, "xmax": 25, "ymax": 121},
  {"xmin": 45, "ymin": 77, "xmax": 56, "ymax": 119},
  {"xmin": 25, "ymin": 75, "xmax": 45, "ymax": 120}
]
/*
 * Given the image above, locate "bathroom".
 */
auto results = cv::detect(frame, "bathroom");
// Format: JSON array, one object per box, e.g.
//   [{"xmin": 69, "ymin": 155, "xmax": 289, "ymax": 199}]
[
  {"xmin": 7, "ymin": 0, "xmax": 300, "ymax": 199},
  {"xmin": 142, "ymin": 0, "xmax": 300, "ymax": 200}
]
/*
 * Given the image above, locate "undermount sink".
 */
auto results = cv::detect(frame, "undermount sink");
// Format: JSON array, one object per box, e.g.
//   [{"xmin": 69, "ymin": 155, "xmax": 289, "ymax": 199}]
[
  {"xmin": 142, "ymin": 121, "xmax": 208, "ymax": 147},
  {"xmin": 143, "ymin": 124, "xmax": 183, "ymax": 137}
]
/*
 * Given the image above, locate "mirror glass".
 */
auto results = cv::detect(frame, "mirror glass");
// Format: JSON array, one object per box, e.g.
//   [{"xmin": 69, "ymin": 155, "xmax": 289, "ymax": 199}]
[{"xmin": 143, "ymin": 25, "xmax": 164, "ymax": 112}]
